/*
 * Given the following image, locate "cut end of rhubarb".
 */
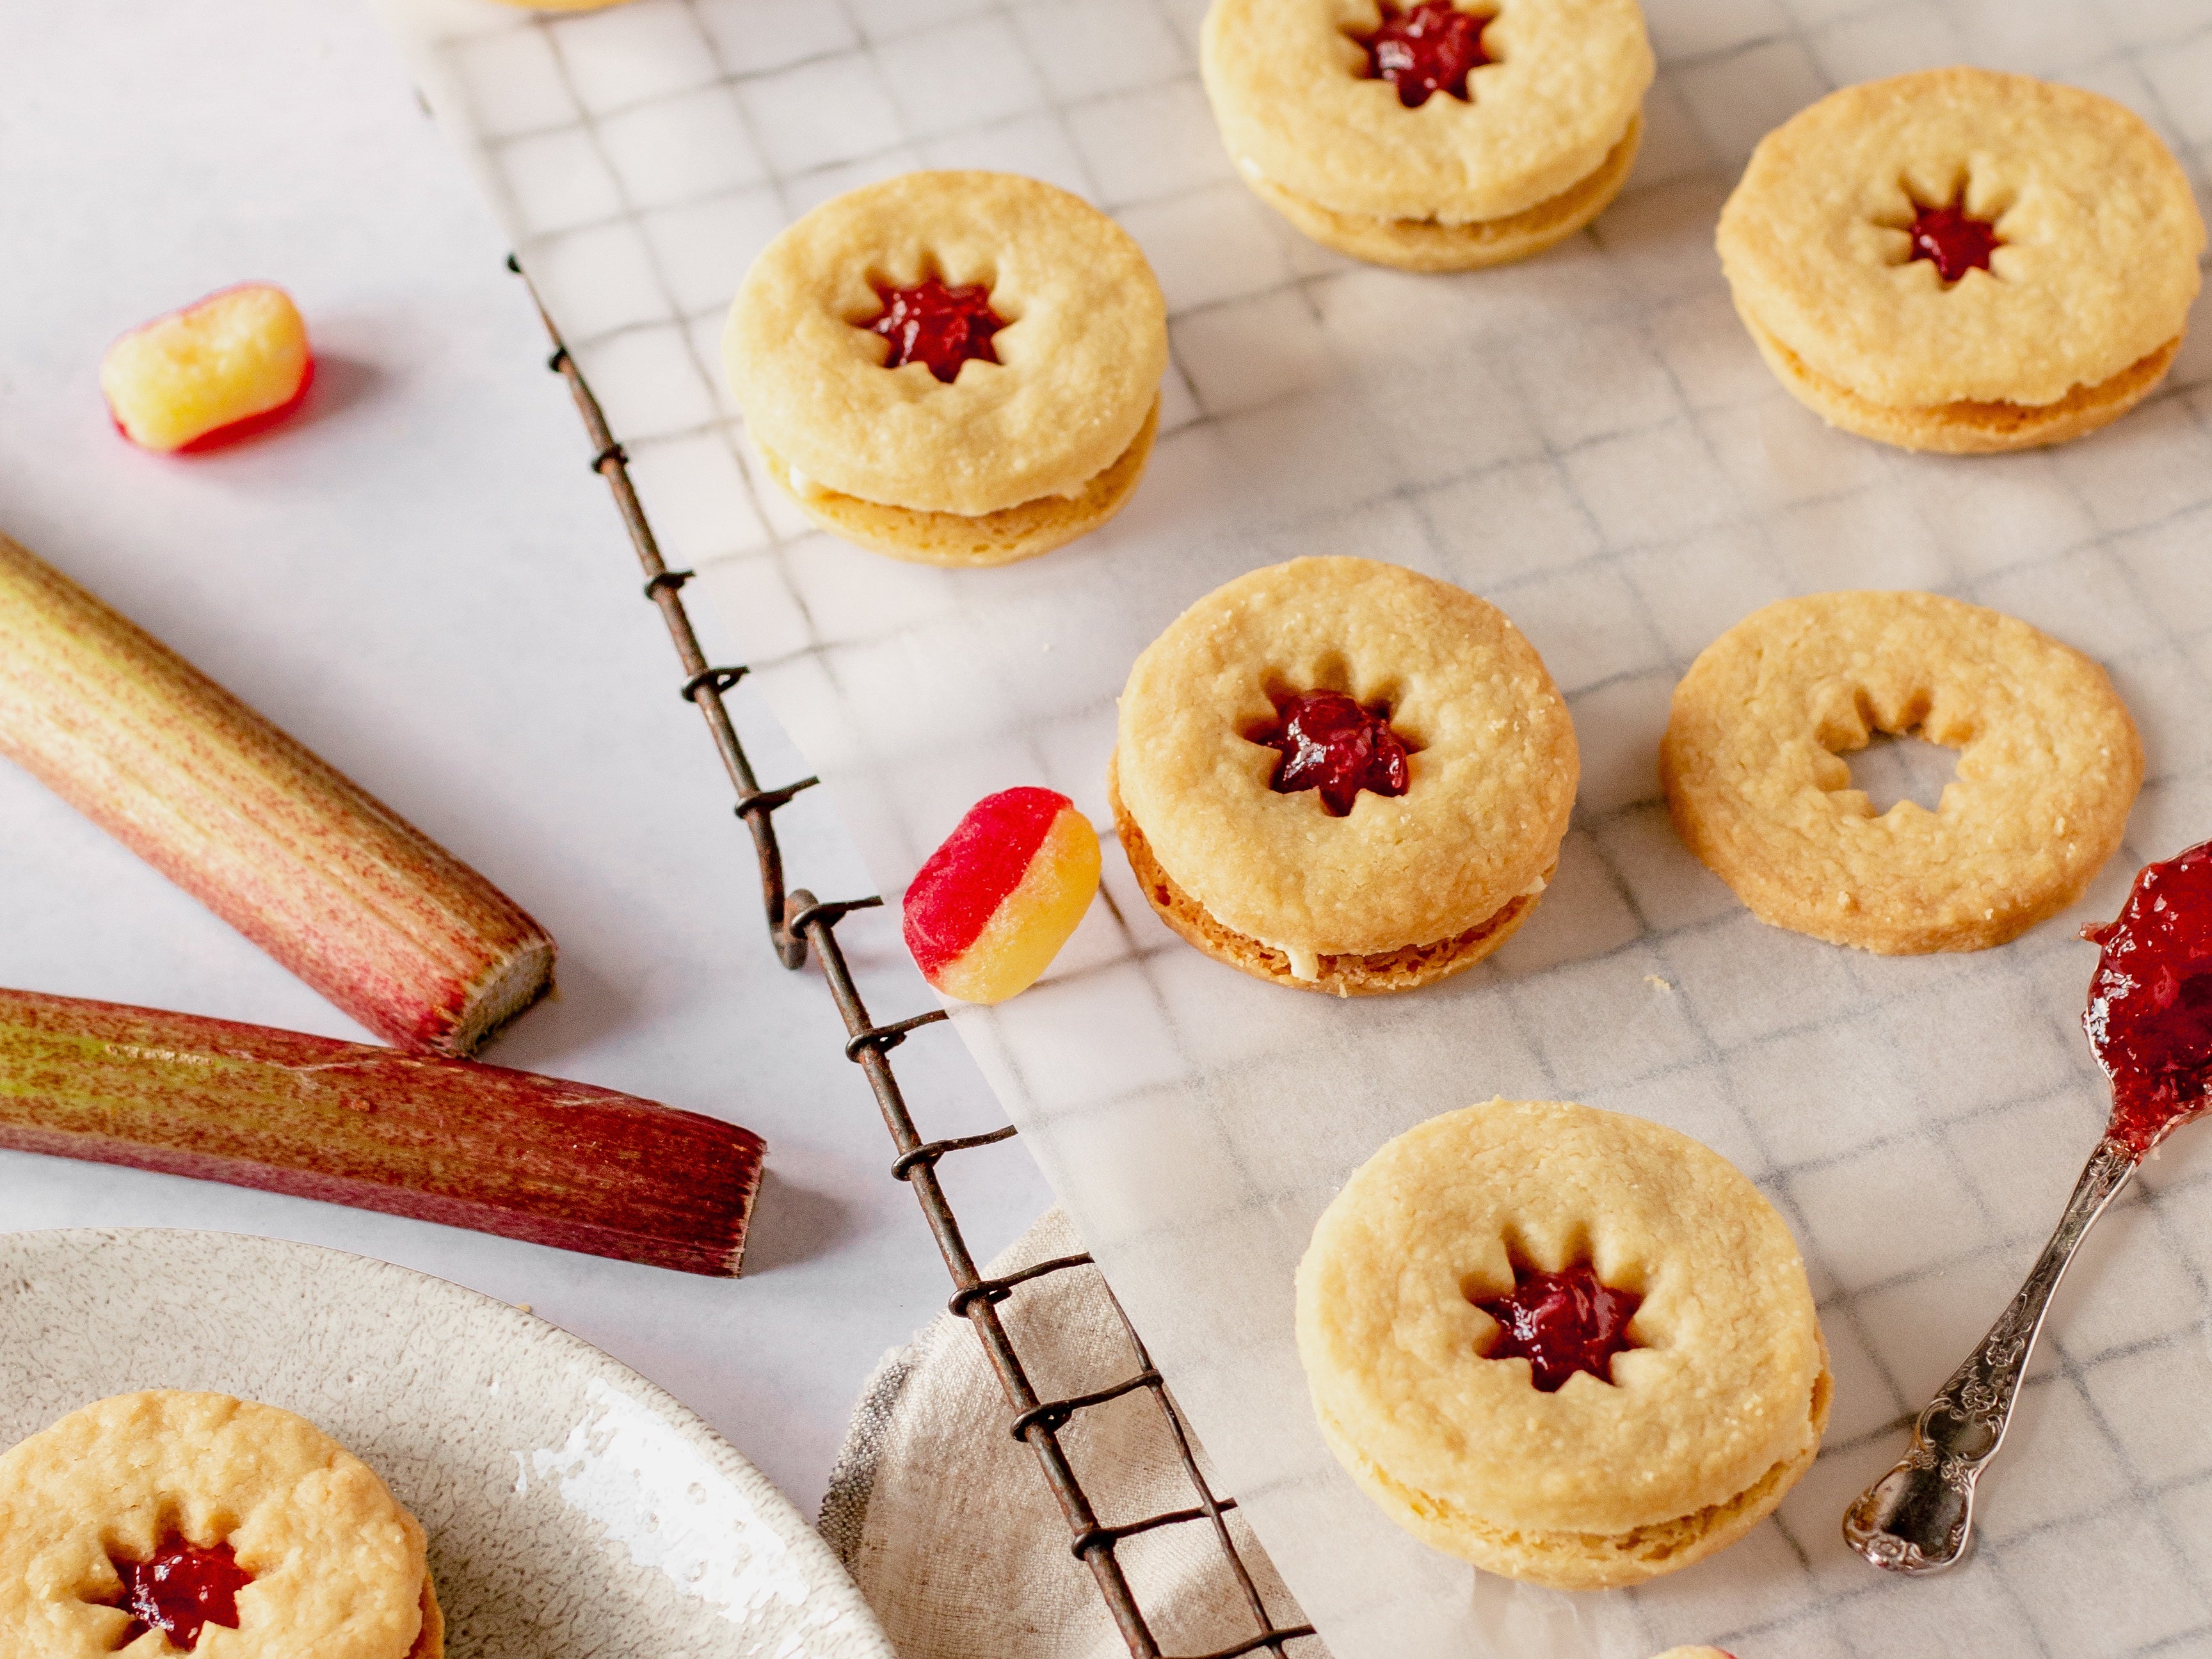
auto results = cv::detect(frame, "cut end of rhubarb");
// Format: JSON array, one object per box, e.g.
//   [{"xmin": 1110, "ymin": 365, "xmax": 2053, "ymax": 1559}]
[
  {"xmin": 435, "ymin": 936, "xmax": 557, "ymax": 1059},
  {"xmin": 0, "ymin": 534, "xmax": 559, "ymax": 1060}
]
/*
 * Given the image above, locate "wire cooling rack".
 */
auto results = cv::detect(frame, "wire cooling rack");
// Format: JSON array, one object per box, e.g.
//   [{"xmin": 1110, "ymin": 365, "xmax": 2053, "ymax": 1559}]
[{"xmin": 509, "ymin": 255, "xmax": 1318, "ymax": 1659}]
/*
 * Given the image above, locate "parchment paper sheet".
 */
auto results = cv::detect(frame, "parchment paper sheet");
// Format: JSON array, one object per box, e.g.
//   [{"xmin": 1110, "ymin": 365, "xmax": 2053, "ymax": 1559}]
[{"xmin": 376, "ymin": 0, "xmax": 2212, "ymax": 1650}]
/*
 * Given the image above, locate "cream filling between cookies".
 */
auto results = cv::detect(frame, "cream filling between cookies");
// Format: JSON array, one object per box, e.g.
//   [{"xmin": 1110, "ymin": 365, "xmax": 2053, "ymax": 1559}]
[
  {"xmin": 771, "ymin": 431, "xmax": 1128, "ymax": 518},
  {"xmin": 1270, "ymin": 872, "xmax": 1547, "ymax": 978}
]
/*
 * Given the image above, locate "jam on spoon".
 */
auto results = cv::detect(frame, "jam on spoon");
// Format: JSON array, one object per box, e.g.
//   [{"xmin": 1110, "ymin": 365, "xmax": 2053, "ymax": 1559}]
[
  {"xmin": 1473, "ymin": 1263, "xmax": 1642, "ymax": 1392},
  {"xmin": 862, "ymin": 275, "xmax": 1006, "ymax": 383},
  {"xmin": 2083, "ymin": 839, "xmax": 2212, "ymax": 1156},
  {"xmin": 108, "ymin": 1536, "xmax": 252, "ymax": 1650},
  {"xmin": 1845, "ymin": 840, "xmax": 2212, "ymax": 1575},
  {"xmin": 1246, "ymin": 689, "xmax": 1413, "ymax": 817},
  {"xmin": 1902, "ymin": 199, "xmax": 2002, "ymax": 285},
  {"xmin": 1349, "ymin": 1, "xmax": 1493, "ymax": 108}
]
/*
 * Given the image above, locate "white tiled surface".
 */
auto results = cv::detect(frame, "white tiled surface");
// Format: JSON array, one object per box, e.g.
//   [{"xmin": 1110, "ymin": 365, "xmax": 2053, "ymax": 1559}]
[{"xmin": 379, "ymin": 1, "xmax": 2212, "ymax": 1654}]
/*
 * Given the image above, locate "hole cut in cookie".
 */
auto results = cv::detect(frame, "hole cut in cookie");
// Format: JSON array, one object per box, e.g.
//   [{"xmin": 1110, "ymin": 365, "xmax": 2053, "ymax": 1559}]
[
  {"xmin": 1466, "ymin": 1246, "xmax": 1647, "ymax": 1393},
  {"xmin": 95, "ymin": 1530, "xmax": 253, "ymax": 1651},
  {"xmin": 1246, "ymin": 661, "xmax": 1431, "ymax": 746},
  {"xmin": 1240, "ymin": 682, "xmax": 1423, "ymax": 817},
  {"xmin": 845, "ymin": 256, "xmax": 1017, "ymax": 384},
  {"xmin": 1843, "ymin": 728, "xmax": 1960, "ymax": 814},
  {"xmin": 1811, "ymin": 683, "xmax": 1971, "ymax": 821},
  {"xmin": 1345, "ymin": 0, "xmax": 1500, "ymax": 109},
  {"xmin": 1872, "ymin": 172, "xmax": 2010, "ymax": 286}
]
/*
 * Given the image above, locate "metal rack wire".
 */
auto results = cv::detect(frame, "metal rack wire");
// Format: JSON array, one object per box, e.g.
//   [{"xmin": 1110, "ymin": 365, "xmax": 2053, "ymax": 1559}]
[{"xmin": 511, "ymin": 257, "xmax": 1318, "ymax": 1659}]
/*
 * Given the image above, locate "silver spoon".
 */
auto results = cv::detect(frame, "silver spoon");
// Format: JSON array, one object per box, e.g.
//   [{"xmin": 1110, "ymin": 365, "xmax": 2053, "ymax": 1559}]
[{"xmin": 1842, "ymin": 1134, "xmax": 2136, "ymax": 1573}]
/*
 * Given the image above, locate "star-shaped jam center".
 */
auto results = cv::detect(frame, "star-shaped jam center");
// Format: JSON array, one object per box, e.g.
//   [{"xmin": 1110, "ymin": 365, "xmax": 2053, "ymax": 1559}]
[
  {"xmin": 1349, "ymin": 1, "xmax": 1493, "ymax": 108},
  {"xmin": 102, "ymin": 1536, "xmax": 252, "ymax": 1651},
  {"xmin": 1905, "ymin": 200, "xmax": 2002, "ymax": 285},
  {"xmin": 1473, "ymin": 1263, "xmax": 1642, "ymax": 1392},
  {"xmin": 863, "ymin": 275, "xmax": 1007, "ymax": 384},
  {"xmin": 1246, "ymin": 689, "xmax": 1413, "ymax": 817}
]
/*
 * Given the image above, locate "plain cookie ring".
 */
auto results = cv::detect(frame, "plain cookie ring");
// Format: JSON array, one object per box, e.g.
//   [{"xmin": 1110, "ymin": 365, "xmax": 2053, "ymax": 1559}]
[
  {"xmin": 724, "ymin": 171, "xmax": 1167, "ymax": 566},
  {"xmin": 1662, "ymin": 591, "xmax": 2142, "ymax": 954},
  {"xmin": 1201, "ymin": 0, "xmax": 1653, "ymax": 270},
  {"xmin": 1297, "ymin": 1100, "xmax": 1831, "ymax": 1589},
  {"xmin": 0, "ymin": 1391, "xmax": 440, "ymax": 1659},
  {"xmin": 1717, "ymin": 69, "xmax": 2204, "ymax": 453},
  {"xmin": 1111, "ymin": 557, "xmax": 1576, "ymax": 995}
]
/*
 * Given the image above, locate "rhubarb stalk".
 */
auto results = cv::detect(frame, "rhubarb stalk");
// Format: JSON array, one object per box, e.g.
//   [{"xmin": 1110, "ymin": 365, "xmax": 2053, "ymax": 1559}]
[
  {"xmin": 0, "ymin": 533, "xmax": 554, "ymax": 1055},
  {"xmin": 0, "ymin": 987, "xmax": 762, "ymax": 1276}
]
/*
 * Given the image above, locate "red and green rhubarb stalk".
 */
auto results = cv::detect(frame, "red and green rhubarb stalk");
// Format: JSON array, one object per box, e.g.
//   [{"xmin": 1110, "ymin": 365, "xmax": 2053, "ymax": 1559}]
[
  {"xmin": 0, "ymin": 533, "xmax": 554, "ymax": 1056},
  {"xmin": 0, "ymin": 988, "xmax": 763, "ymax": 1276}
]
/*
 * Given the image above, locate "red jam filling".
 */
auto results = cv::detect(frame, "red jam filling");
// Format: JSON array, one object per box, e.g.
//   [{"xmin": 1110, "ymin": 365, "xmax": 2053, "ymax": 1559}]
[
  {"xmin": 2083, "ymin": 840, "xmax": 2212, "ymax": 1158},
  {"xmin": 1474, "ymin": 1263, "xmax": 1642, "ymax": 1392},
  {"xmin": 864, "ymin": 276, "xmax": 1006, "ymax": 384},
  {"xmin": 1905, "ymin": 202, "xmax": 2001, "ymax": 285},
  {"xmin": 110, "ymin": 1537, "xmax": 251, "ymax": 1651},
  {"xmin": 1247, "ymin": 689, "xmax": 1411, "ymax": 817},
  {"xmin": 1350, "ymin": 0, "xmax": 1491, "ymax": 108}
]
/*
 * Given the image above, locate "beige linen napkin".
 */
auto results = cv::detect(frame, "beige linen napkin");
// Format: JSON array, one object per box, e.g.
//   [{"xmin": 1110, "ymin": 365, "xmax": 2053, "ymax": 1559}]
[
  {"xmin": 821, "ymin": 1211, "xmax": 1729, "ymax": 1659},
  {"xmin": 821, "ymin": 1208, "xmax": 1322, "ymax": 1659}
]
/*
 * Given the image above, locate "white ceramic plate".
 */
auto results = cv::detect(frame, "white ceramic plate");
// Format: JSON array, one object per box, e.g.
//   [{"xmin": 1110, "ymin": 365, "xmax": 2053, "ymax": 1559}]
[{"xmin": 0, "ymin": 1228, "xmax": 895, "ymax": 1659}]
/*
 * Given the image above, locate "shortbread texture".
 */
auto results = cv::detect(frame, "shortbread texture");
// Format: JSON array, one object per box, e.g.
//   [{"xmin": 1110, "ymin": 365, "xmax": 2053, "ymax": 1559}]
[
  {"xmin": 1114, "ymin": 557, "xmax": 1577, "ymax": 969},
  {"xmin": 725, "ymin": 172, "xmax": 1167, "ymax": 518},
  {"xmin": 1663, "ymin": 591, "xmax": 2141, "ymax": 954},
  {"xmin": 0, "ymin": 1391, "xmax": 429, "ymax": 1659},
  {"xmin": 1110, "ymin": 757, "xmax": 1552, "ymax": 993},
  {"xmin": 1717, "ymin": 68, "xmax": 2204, "ymax": 412},
  {"xmin": 1737, "ymin": 310, "xmax": 2181, "ymax": 454},
  {"xmin": 1297, "ymin": 1101, "xmax": 1828, "ymax": 1586},
  {"xmin": 757, "ymin": 399, "xmax": 1157, "ymax": 567},
  {"xmin": 1240, "ymin": 115, "xmax": 1642, "ymax": 269},
  {"xmin": 1201, "ymin": 0, "xmax": 1653, "ymax": 225}
]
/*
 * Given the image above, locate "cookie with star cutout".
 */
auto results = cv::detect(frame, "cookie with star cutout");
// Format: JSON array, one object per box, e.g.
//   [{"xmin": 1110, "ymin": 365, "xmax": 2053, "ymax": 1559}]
[
  {"xmin": 724, "ymin": 172, "xmax": 1167, "ymax": 566},
  {"xmin": 1297, "ymin": 1100, "xmax": 1831, "ymax": 1588},
  {"xmin": 0, "ymin": 1391, "xmax": 442, "ymax": 1658},
  {"xmin": 1201, "ymin": 0, "xmax": 1654, "ymax": 270},
  {"xmin": 1110, "ymin": 557, "xmax": 1577, "ymax": 995},
  {"xmin": 1717, "ymin": 68, "xmax": 2204, "ymax": 453}
]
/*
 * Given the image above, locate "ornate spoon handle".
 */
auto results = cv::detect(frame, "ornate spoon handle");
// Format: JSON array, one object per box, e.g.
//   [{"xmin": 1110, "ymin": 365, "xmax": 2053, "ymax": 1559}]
[{"xmin": 1844, "ymin": 1136, "xmax": 2136, "ymax": 1574}]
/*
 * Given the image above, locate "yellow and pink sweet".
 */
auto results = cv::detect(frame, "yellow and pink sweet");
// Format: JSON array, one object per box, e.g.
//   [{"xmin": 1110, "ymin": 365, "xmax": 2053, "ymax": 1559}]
[
  {"xmin": 100, "ymin": 283, "xmax": 313, "ymax": 454},
  {"xmin": 903, "ymin": 788, "xmax": 1101, "ymax": 1004}
]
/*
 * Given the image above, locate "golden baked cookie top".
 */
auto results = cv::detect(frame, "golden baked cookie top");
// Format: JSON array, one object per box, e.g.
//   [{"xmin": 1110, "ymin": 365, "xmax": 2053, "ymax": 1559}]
[
  {"xmin": 1661, "ymin": 591, "xmax": 2141, "ymax": 954},
  {"xmin": 1297, "ymin": 1100, "xmax": 1825, "ymax": 1535},
  {"xmin": 1717, "ymin": 68, "xmax": 2205, "ymax": 409},
  {"xmin": 724, "ymin": 171, "xmax": 1167, "ymax": 518},
  {"xmin": 1201, "ymin": 0, "xmax": 1653, "ymax": 224},
  {"xmin": 1114, "ymin": 557, "xmax": 1577, "ymax": 961},
  {"xmin": 0, "ymin": 1390, "xmax": 429, "ymax": 1659}
]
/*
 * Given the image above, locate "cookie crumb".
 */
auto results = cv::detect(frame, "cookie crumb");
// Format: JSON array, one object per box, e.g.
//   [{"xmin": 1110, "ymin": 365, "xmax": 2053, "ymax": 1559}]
[
  {"xmin": 1645, "ymin": 974, "xmax": 1673, "ymax": 992},
  {"xmin": 515, "ymin": 1302, "xmax": 533, "ymax": 1314}
]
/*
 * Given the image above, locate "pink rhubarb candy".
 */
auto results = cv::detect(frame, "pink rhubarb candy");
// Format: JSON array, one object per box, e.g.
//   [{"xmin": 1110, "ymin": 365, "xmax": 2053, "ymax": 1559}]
[
  {"xmin": 904, "ymin": 788, "xmax": 1101, "ymax": 1004},
  {"xmin": 100, "ymin": 283, "xmax": 313, "ymax": 453}
]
